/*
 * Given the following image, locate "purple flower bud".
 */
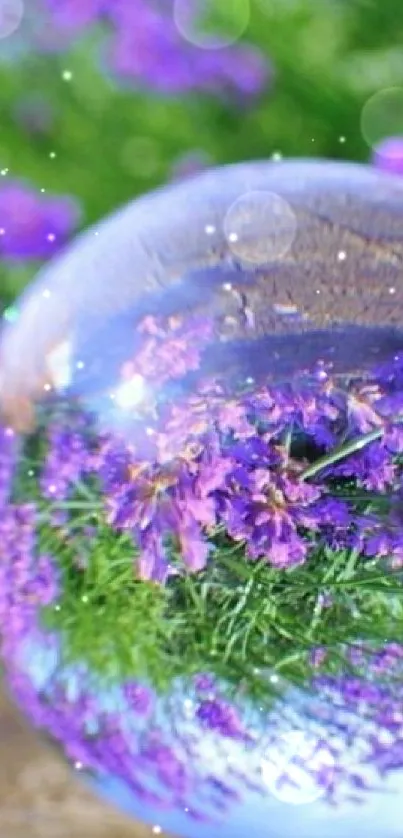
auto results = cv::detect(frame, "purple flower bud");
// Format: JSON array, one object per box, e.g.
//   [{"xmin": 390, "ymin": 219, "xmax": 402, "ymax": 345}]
[{"xmin": 373, "ymin": 137, "xmax": 403, "ymax": 177}]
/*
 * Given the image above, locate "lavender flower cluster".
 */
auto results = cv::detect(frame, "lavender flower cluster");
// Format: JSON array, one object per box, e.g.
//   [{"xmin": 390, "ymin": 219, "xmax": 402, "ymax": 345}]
[
  {"xmin": 0, "ymin": 178, "xmax": 81, "ymax": 262},
  {"xmin": 2, "ymin": 310, "xmax": 403, "ymax": 820},
  {"xmin": 39, "ymin": 0, "xmax": 269, "ymax": 97},
  {"xmin": 65, "ymin": 313, "xmax": 403, "ymax": 581}
]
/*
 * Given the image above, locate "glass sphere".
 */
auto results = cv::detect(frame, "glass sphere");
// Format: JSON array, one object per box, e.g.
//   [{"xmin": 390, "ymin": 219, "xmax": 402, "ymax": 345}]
[{"xmin": 2, "ymin": 159, "xmax": 403, "ymax": 838}]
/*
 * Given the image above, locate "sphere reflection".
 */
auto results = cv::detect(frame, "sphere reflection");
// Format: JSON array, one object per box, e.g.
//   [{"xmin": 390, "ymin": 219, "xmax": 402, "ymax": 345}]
[{"xmin": 2, "ymin": 159, "xmax": 403, "ymax": 838}]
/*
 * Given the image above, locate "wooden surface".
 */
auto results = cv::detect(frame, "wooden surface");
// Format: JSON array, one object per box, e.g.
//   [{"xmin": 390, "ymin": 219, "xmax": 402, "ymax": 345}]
[{"xmin": 0, "ymin": 687, "xmax": 167, "ymax": 838}]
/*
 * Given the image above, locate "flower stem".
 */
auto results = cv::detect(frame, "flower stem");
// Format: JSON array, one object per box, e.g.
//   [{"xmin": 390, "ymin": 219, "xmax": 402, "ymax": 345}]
[{"xmin": 300, "ymin": 427, "xmax": 384, "ymax": 481}]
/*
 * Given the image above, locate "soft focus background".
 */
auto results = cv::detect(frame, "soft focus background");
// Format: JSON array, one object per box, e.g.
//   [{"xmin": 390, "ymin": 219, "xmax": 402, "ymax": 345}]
[
  {"xmin": 1, "ymin": 1, "xmax": 403, "ymax": 837},
  {"xmin": 1, "ymin": 0, "xmax": 403, "ymax": 313}
]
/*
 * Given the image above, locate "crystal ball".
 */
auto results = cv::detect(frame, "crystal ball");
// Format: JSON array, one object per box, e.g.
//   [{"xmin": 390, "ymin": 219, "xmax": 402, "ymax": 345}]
[{"xmin": 2, "ymin": 159, "xmax": 403, "ymax": 838}]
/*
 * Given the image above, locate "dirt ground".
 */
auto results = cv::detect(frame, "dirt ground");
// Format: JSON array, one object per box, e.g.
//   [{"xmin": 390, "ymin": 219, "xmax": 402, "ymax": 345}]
[{"xmin": 0, "ymin": 687, "xmax": 171, "ymax": 838}]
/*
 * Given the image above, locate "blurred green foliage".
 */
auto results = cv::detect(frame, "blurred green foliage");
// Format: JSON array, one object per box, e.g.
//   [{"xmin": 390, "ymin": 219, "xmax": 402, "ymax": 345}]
[{"xmin": 0, "ymin": 0, "xmax": 402, "ymax": 305}]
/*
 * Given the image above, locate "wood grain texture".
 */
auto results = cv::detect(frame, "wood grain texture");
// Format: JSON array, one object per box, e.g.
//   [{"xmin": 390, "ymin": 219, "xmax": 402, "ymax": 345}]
[{"xmin": 0, "ymin": 687, "xmax": 172, "ymax": 838}]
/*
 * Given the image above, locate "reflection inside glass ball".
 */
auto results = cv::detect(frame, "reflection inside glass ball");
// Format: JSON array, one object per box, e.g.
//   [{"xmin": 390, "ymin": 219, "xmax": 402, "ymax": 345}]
[
  {"xmin": 2, "ymin": 158, "xmax": 403, "ymax": 446},
  {"xmin": 2, "ymin": 159, "xmax": 403, "ymax": 838}
]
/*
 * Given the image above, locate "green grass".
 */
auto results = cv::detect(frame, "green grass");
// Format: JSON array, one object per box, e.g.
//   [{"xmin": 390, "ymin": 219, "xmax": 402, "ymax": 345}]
[{"xmin": 33, "ymin": 475, "xmax": 403, "ymax": 708}]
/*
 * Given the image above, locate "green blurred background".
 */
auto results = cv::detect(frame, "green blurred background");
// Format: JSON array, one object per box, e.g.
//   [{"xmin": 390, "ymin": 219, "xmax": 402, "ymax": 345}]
[{"xmin": 0, "ymin": 0, "xmax": 402, "ymax": 307}]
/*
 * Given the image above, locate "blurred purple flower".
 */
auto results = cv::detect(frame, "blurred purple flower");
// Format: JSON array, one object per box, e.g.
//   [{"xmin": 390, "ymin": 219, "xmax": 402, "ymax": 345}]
[
  {"xmin": 42, "ymin": 0, "xmax": 107, "ymax": 35},
  {"xmin": 325, "ymin": 440, "xmax": 396, "ymax": 492},
  {"xmin": 124, "ymin": 681, "xmax": 155, "ymax": 716},
  {"xmin": 0, "ymin": 180, "xmax": 81, "ymax": 262},
  {"xmin": 107, "ymin": 7, "xmax": 268, "ymax": 98},
  {"xmin": 196, "ymin": 697, "xmax": 248, "ymax": 740},
  {"xmin": 140, "ymin": 736, "xmax": 191, "ymax": 794},
  {"xmin": 41, "ymin": 0, "xmax": 270, "ymax": 98},
  {"xmin": 25, "ymin": 554, "xmax": 60, "ymax": 606},
  {"xmin": 373, "ymin": 137, "xmax": 403, "ymax": 177}
]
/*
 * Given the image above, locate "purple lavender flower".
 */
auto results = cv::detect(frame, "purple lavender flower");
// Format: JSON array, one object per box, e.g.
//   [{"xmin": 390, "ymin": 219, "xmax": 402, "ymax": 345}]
[
  {"xmin": 221, "ymin": 457, "xmax": 322, "ymax": 569},
  {"xmin": 196, "ymin": 697, "xmax": 248, "ymax": 740},
  {"xmin": 124, "ymin": 681, "xmax": 155, "ymax": 716},
  {"xmin": 40, "ymin": 0, "xmax": 269, "ymax": 97},
  {"xmin": 25, "ymin": 554, "xmax": 60, "ymax": 606},
  {"xmin": 40, "ymin": 420, "xmax": 94, "ymax": 502},
  {"xmin": 133, "ymin": 314, "xmax": 214, "ymax": 386},
  {"xmin": 324, "ymin": 440, "xmax": 395, "ymax": 492},
  {"xmin": 0, "ymin": 180, "xmax": 81, "ymax": 262},
  {"xmin": 373, "ymin": 137, "xmax": 403, "ymax": 177},
  {"xmin": 105, "ymin": 0, "xmax": 269, "ymax": 97},
  {"xmin": 42, "ymin": 0, "xmax": 107, "ymax": 35},
  {"xmin": 140, "ymin": 737, "xmax": 191, "ymax": 794},
  {"xmin": 194, "ymin": 673, "xmax": 215, "ymax": 692}
]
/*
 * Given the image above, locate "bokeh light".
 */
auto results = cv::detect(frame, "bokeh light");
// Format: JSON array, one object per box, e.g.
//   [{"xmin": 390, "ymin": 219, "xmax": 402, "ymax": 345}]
[
  {"xmin": 0, "ymin": 0, "xmax": 24, "ymax": 39},
  {"xmin": 361, "ymin": 87, "xmax": 403, "ymax": 152},
  {"xmin": 173, "ymin": 0, "xmax": 250, "ymax": 50},
  {"xmin": 261, "ymin": 730, "xmax": 335, "ymax": 805},
  {"xmin": 223, "ymin": 190, "xmax": 297, "ymax": 264}
]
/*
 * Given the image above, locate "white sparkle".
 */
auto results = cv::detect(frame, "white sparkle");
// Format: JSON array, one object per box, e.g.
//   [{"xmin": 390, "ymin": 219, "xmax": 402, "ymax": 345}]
[
  {"xmin": 76, "ymin": 360, "xmax": 85, "ymax": 370},
  {"xmin": 115, "ymin": 374, "xmax": 146, "ymax": 410},
  {"xmin": 49, "ymin": 151, "xmax": 56, "ymax": 159},
  {"xmin": 337, "ymin": 250, "xmax": 347, "ymax": 261},
  {"xmin": 339, "ymin": 136, "xmax": 346, "ymax": 143},
  {"xmin": 152, "ymin": 827, "xmax": 162, "ymax": 835},
  {"xmin": 74, "ymin": 761, "xmax": 83, "ymax": 771},
  {"xmin": 205, "ymin": 224, "xmax": 216, "ymax": 235},
  {"xmin": 389, "ymin": 287, "xmax": 396, "ymax": 294},
  {"xmin": 223, "ymin": 282, "xmax": 233, "ymax": 291},
  {"xmin": 47, "ymin": 233, "xmax": 56, "ymax": 242},
  {"xmin": 43, "ymin": 383, "xmax": 52, "ymax": 392},
  {"xmin": 228, "ymin": 232, "xmax": 238, "ymax": 243},
  {"xmin": 40, "ymin": 188, "xmax": 45, "ymax": 193},
  {"xmin": 271, "ymin": 151, "xmax": 283, "ymax": 161},
  {"xmin": 62, "ymin": 70, "xmax": 73, "ymax": 81},
  {"xmin": 42, "ymin": 289, "xmax": 51, "ymax": 298},
  {"xmin": 81, "ymin": 595, "xmax": 89, "ymax": 603},
  {"xmin": 0, "ymin": 168, "xmax": 8, "ymax": 176},
  {"xmin": 0, "ymin": 228, "xmax": 4, "ymax": 235}
]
